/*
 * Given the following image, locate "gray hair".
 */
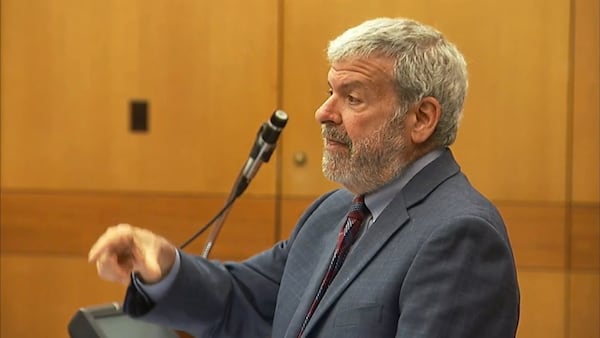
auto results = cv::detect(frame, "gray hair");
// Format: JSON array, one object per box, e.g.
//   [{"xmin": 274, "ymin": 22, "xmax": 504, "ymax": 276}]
[{"xmin": 327, "ymin": 18, "xmax": 468, "ymax": 147}]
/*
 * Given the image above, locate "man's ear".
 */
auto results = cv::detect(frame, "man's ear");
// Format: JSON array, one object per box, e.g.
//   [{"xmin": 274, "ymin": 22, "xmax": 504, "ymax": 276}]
[{"xmin": 410, "ymin": 96, "xmax": 441, "ymax": 144}]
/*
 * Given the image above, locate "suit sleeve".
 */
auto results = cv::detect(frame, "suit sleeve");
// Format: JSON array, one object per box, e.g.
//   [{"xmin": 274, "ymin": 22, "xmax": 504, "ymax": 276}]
[
  {"xmin": 122, "ymin": 190, "xmax": 338, "ymax": 337},
  {"xmin": 122, "ymin": 248, "xmax": 283, "ymax": 337},
  {"xmin": 395, "ymin": 216, "xmax": 520, "ymax": 338}
]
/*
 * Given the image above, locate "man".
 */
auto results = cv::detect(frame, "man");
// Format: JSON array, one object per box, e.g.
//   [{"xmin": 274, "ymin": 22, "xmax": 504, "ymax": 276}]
[{"xmin": 89, "ymin": 17, "xmax": 520, "ymax": 337}]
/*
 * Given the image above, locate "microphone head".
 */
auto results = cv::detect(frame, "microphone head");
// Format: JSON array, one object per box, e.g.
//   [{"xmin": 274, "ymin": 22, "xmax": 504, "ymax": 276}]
[
  {"xmin": 270, "ymin": 110, "xmax": 288, "ymax": 129},
  {"xmin": 261, "ymin": 110, "xmax": 288, "ymax": 144}
]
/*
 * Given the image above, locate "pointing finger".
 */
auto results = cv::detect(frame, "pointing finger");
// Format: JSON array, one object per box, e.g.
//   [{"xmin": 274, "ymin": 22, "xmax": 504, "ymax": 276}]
[
  {"xmin": 88, "ymin": 224, "xmax": 135, "ymax": 262},
  {"xmin": 96, "ymin": 251, "xmax": 133, "ymax": 285}
]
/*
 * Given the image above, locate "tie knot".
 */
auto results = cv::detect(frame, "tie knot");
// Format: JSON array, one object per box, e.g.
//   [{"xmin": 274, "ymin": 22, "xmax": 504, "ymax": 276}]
[{"xmin": 350, "ymin": 195, "xmax": 368, "ymax": 218}]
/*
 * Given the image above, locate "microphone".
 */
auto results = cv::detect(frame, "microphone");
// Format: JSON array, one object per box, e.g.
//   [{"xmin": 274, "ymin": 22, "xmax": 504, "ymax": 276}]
[
  {"xmin": 181, "ymin": 110, "xmax": 289, "ymax": 254},
  {"xmin": 235, "ymin": 110, "xmax": 288, "ymax": 197}
]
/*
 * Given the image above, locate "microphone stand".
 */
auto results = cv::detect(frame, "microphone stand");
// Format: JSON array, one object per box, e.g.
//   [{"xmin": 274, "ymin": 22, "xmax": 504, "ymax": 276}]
[
  {"xmin": 200, "ymin": 172, "xmax": 246, "ymax": 258},
  {"xmin": 196, "ymin": 110, "xmax": 287, "ymax": 258}
]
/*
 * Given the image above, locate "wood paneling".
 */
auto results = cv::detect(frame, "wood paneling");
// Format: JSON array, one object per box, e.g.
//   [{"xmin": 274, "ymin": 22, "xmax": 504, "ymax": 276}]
[
  {"xmin": 0, "ymin": 190, "xmax": 275, "ymax": 338},
  {"xmin": 279, "ymin": 197, "xmax": 316, "ymax": 240},
  {"xmin": 280, "ymin": 0, "xmax": 570, "ymax": 202},
  {"xmin": 567, "ymin": 2, "xmax": 600, "ymax": 337},
  {"xmin": 0, "ymin": 254, "xmax": 193, "ymax": 338},
  {"xmin": 516, "ymin": 270, "xmax": 566, "ymax": 338},
  {"xmin": 0, "ymin": 254, "xmax": 127, "ymax": 338},
  {"xmin": 568, "ymin": 272, "xmax": 600, "ymax": 338},
  {"xmin": 498, "ymin": 203, "xmax": 567, "ymax": 269},
  {"xmin": 2, "ymin": 191, "xmax": 573, "ymax": 270},
  {"xmin": 570, "ymin": 204, "xmax": 600, "ymax": 269},
  {"xmin": 452, "ymin": 0, "xmax": 570, "ymax": 203},
  {"xmin": 0, "ymin": 0, "xmax": 279, "ymax": 194},
  {"xmin": 572, "ymin": 0, "xmax": 600, "ymax": 203},
  {"xmin": 0, "ymin": 191, "xmax": 276, "ymax": 260}
]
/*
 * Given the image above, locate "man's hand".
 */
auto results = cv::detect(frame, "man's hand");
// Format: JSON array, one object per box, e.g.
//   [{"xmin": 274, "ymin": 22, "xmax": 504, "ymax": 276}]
[{"xmin": 88, "ymin": 224, "xmax": 177, "ymax": 285}]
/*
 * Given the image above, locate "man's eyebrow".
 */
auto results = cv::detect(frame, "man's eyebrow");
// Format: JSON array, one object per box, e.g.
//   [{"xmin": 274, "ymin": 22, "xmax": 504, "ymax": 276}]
[{"xmin": 327, "ymin": 80, "xmax": 367, "ymax": 91}]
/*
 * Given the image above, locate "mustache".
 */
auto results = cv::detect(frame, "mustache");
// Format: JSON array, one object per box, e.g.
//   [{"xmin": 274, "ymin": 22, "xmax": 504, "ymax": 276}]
[{"xmin": 321, "ymin": 126, "xmax": 352, "ymax": 146}]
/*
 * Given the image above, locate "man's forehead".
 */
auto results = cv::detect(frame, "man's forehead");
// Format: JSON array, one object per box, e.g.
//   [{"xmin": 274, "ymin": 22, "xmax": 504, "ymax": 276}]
[{"xmin": 327, "ymin": 57, "xmax": 395, "ymax": 86}]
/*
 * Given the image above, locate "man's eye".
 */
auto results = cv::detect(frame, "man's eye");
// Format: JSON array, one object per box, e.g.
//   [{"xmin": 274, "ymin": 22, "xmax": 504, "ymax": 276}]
[
  {"xmin": 347, "ymin": 95, "xmax": 360, "ymax": 104},
  {"xmin": 327, "ymin": 89, "xmax": 333, "ymax": 96}
]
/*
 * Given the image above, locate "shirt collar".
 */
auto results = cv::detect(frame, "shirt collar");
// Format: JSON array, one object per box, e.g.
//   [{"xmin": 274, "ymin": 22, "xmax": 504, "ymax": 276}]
[{"xmin": 364, "ymin": 149, "xmax": 444, "ymax": 222}]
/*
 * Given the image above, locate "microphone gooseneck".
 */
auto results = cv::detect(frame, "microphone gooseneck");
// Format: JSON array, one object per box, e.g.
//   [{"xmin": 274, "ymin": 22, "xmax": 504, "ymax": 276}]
[{"xmin": 179, "ymin": 110, "xmax": 288, "ymax": 258}]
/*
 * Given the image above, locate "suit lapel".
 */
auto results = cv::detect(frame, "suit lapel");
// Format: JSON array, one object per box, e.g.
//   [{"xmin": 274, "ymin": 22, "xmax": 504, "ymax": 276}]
[{"xmin": 283, "ymin": 197, "xmax": 350, "ymax": 338}]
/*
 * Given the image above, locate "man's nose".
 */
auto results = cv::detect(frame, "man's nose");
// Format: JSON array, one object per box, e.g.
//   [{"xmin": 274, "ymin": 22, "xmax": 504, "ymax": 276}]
[{"xmin": 315, "ymin": 95, "xmax": 341, "ymax": 125}]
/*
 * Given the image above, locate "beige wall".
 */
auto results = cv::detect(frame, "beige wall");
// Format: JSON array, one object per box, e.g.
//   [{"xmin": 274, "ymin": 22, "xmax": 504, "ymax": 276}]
[{"xmin": 1, "ymin": 0, "xmax": 598, "ymax": 337}]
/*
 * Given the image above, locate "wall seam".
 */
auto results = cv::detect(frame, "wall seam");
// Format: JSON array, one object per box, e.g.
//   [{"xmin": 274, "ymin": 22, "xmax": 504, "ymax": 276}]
[
  {"xmin": 564, "ymin": 0, "xmax": 577, "ymax": 336},
  {"xmin": 274, "ymin": 0, "xmax": 286, "ymax": 243}
]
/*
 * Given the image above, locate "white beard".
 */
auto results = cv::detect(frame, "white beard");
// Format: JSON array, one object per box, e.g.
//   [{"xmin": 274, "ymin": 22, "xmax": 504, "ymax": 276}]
[{"xmin": 321, "ymin": 116, "xmax": 408, "ymax": 194}]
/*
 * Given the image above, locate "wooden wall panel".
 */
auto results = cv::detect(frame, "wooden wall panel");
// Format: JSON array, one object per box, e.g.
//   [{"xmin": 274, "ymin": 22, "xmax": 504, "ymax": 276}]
[
  {"xmin": 570, "ymin": 205, "xmax": 600, "ymax": 269},
  {"xmin": 279, "ymin": 197, "xmax": 316, "ymax": 240},
  {"xmin": 568, "ymin": 272, "xmax": 600, "ymax": 338},
  {"xmin": 280, "ymin": 0, "xmax": 570, "ymax": 202},
  {"xmin": 0, "ymin": 0, "xmax": 279, "ymax": 194},
  {"xmin": 0, "ymin": 191, "xmax": 276, "ymax": 338},
  {"xmin": 568, "ymin": 0, "xmax": 600, "ymax": 336},
  {"xmin": 0, "ymin": 191, "xmax": 276, "ymax": 260},
  {"xmin": 0, "ymin": 255, "xmax": 127, "ymax": 338},
  {"xmin": 498, "ymin": 204, "xmax": 566, "ymax": 269},
  {"xmin": 516, "ymin": 270, "xmax": 566, "ymax": 338},
  {"xmin": 572, "ymin": 0, "xmax": 600, "ymax": 203}
]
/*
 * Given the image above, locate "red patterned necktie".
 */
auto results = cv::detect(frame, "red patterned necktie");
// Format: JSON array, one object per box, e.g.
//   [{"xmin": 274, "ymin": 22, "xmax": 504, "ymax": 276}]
[{"xmin": 297, "ymin": 195, "xmax": 369, "ymax": 337}]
